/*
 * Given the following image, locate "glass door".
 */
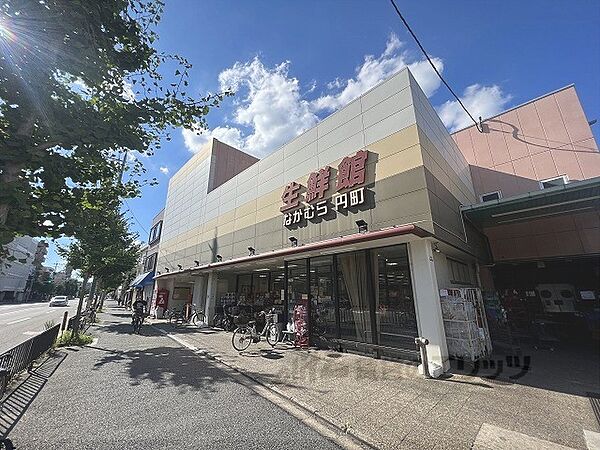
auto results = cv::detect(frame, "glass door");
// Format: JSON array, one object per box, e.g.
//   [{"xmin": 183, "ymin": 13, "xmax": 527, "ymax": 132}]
[
  {"xmin": 287, "ymin": 259, "xmax": 309, "ymax": 345},
  {"xmin": 336, "ymin": 251, "xmax": 373, "ymax": 344},
  {"xmin": 372, "ymin": 244, "xmax": 418, "ymax": 349},
  {"xmin": 287, "ymin": 259, "xmax": 308, "ymax": 322},
  {"xmin": 309, "ymin": 256, "xmax": 336, "ymax": 343}
]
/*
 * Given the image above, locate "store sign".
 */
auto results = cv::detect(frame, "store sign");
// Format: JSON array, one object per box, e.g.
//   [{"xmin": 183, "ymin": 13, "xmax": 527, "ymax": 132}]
[{"xmin": 281, "ymin": 150, "xmax": 372, "ymax": 228}]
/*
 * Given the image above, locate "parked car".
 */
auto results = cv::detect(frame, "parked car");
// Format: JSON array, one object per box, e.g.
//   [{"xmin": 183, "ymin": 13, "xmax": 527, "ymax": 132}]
[{"xmin": 49, "ymin": 295, "xmax": 69, "ymax": 307}]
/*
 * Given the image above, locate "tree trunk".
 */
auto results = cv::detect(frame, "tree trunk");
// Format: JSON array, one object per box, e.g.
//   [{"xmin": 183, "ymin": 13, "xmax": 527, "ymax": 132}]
[{"xmin": 73, "ymin": 274, "xmax": 89, "ymax": 337}]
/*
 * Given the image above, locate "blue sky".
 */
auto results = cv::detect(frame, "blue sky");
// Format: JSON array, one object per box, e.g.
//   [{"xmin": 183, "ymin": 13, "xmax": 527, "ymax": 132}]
[{"xmin": 45, "ymin": 0, "xmax": 600, "ymax": 269}]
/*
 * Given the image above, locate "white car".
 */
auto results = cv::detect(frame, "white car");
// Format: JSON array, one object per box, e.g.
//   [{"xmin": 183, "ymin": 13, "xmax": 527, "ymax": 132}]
[{"xmin": 49, "ymin": 295, "xmax": 69, "ymax": 307}]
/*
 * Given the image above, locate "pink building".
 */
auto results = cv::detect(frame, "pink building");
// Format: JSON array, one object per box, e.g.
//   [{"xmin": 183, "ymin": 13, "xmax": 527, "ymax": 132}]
[{"xmin": 453, "ymin": 85, "xmax": 600, "ymax": 352}]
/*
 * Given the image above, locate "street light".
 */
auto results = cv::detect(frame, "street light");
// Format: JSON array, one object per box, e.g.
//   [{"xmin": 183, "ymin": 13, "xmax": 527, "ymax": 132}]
[{"xmin": 355, "ymin": 219, "xmax": 368, "ymax": 233}]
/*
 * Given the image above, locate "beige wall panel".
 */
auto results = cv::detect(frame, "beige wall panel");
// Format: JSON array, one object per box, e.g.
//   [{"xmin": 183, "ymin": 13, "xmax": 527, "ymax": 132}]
[
  {"xmin": 234, "ymin": 199, "xmax": 257, "ymax": 219},
  {"xmin": 217, "ymin": 210, "xmax": 235, "ymax": 226},
  {"xmin": 234, "ymin": 212, "xmax": 257, "ymax": 231},
  {"xmin": 375, "ymin": 144, "xmax": 423, "ymax": 181},
  {"xmin": 256, "ymin": 189, "xmax": 281, "ymax": 211},
  {"xmin": 368, "ymin": 125, "xmax": 420, "ymax": 161}
]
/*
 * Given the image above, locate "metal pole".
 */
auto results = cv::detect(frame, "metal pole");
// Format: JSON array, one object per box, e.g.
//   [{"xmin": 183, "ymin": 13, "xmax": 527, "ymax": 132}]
[{"xmin": 415, "ymin": 337, "xmax": 431, "ymax": 378}]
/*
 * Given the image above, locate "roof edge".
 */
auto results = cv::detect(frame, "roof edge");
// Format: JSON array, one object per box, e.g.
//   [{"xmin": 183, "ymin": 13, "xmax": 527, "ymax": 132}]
[
  {"xmin": 155, "ymin": 224, "xmax": 430, "ymax": 279},
  {"xmin": 451, "ymin": 84, "xmax": 576, "ymax": 135}
]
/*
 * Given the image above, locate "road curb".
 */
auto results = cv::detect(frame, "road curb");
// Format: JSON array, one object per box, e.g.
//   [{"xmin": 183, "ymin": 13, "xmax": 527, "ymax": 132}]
[{"xmin": 151, "ymin": 324, "xmax": 378, "ymax": 450}]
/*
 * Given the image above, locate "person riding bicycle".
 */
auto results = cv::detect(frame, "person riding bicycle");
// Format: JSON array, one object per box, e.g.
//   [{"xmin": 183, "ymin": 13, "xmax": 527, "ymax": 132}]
[{"xmin": 132, "ymin": 297, "xmax": 147, "ymax": 324}]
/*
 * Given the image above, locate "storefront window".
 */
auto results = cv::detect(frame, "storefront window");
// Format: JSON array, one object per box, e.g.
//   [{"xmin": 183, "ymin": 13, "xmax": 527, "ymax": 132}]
[
  {"xmin": 237, "ymin": 274, "xmax": 252, "ymax": 305},
  {"xmin": 287, "ymin": 259, "xmax": 308, "ymax": 323},
  {"xmin": 270, "ymin": 269, "xmax": 285, "ymax": 307},
  {"xmin": 252, "ymin": 271, "xmax": 270, "ymax": 309},
  {"xmin": 372, "ymin": 244, "xmax": 418, "ymax": 348},
  {"xmin": 309, "ymin": 256, "xmax": 336, "ymax": 342},
  {"xmin": 337, "ymin": 251, "xmax": 373, "ymax": 343}
]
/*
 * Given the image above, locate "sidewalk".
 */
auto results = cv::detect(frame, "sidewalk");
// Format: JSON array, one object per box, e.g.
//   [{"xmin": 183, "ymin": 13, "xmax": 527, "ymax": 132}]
[
  {"xmin": 5, "ymin": 309, "xmax": 346, "ymax": 450},
  {"xmin": 151, "ymin": 319, "xmax": 600, "ymax": 450}
]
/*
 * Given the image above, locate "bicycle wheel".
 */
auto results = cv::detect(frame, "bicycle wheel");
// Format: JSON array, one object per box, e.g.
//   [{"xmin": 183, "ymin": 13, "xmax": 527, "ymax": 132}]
[
  {"xmin": 231, "ymin": 327, "xmax": 252, "ymax": 351},
  {"xmin": 266, "ymin": 323, "xmax": 279, "ymax": 347},
  {"xmin": 192, "ymin": 312, "xmax": 206, "ymax": 326}
]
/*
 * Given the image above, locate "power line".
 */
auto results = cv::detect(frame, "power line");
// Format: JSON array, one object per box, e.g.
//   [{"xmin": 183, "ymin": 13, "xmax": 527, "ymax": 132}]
[{"xmin": 388, "ymin": 0, "xmax": 484, "ymax": 133}]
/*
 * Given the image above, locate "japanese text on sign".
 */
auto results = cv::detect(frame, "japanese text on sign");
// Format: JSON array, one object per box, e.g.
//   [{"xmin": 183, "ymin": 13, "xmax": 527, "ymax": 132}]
[
  {"xmin": 282, "ymin": 187, "xmax": 365, "ymax": 226},
  {"xmin": 280, "ymin": 149, "xmax": 371, "ymax": 227}
]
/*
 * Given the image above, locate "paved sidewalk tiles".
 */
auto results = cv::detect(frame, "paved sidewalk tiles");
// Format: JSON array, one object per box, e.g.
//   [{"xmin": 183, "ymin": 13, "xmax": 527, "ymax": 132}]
[{"xmin": 150, "ymin": 318, "xmax": 600, "ymax": 450}]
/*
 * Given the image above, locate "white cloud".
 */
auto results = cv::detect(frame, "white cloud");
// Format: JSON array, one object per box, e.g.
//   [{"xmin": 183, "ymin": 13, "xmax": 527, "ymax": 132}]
[
  {"xmin": 180, "ymin": 33, "xmax": 510, "ymax": 158},
  {"xmin": 218, "ymin": 58, "xmax": 319, "ymax": 157},
  {"xmin": 437, "ymin": 84, "xmax": 512, "ymax": 132},
  {"xmin": 182, "ymin": 125, "xmax": 244, "ymax": 154},
  {"xmin": 159, "ymin": 166, "xmax": 169, "ymax": 175},
  {"xmin": 312, "ymin": 33, "xmax": 443, "ymax": 112}
]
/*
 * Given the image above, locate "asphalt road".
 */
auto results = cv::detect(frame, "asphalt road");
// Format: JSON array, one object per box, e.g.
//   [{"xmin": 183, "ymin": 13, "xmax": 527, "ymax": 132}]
[
  {"xmin": 6, "ymin": 307, "xmax": 343, "ymax": 450},
  {"xmin": 0, "ymin": 301, "xmax": 79, "ymax": 353}
]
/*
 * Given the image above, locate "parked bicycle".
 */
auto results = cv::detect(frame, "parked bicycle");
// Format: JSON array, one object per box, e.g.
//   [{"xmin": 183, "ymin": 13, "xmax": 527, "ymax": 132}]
[
  {"xmin": 163, "ymin": 308, "xmax": 177, "ymax": 322},
  {"xmin": 169, "ymin": 307, "xmax": 206, "ymax": 327},
  {"xmin": 213, "ymin": 306, "xmax": 235, "ymax": 331},
  {"xmin": 231, "ymin": 308, "xmax": 279, "ymax": 351}
]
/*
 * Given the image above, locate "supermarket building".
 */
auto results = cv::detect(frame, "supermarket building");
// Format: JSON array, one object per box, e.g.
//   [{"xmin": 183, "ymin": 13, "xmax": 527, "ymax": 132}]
[{"xmin": 153, "ymin": 68, "xmax": 600, "ymax": 371}]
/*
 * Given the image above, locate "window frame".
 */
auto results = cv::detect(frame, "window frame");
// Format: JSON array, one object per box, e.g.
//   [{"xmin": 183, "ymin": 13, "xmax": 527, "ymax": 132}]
[
  {"xmin": 479, "ymin": 190, "xmax": 502, "ymax": 202},
  {"xmin": 539, "ymin": 175, "xmax": 569, "ymax": 190},
  {"xmin": 148, "ymin": 220, "xmax": 163, "ymax": 245}
]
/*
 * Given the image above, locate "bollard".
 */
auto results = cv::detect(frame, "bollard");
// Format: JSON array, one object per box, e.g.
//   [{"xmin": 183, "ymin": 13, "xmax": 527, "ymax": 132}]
[
  {"xmin": 61, "ymin": 311, "xmax": 69, "ymax": 332},
  {"xmin": 415, "ymin": 337, "xmax": 431, "ymax": 379}
]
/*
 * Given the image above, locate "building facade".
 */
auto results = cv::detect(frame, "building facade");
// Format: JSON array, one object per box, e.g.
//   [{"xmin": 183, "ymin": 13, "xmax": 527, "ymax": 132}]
[
  {"xmin": 454, "ymin": 85, "xmax": 600, "ymax": 354},
  {"xmin": 154, "ymin": 69, "xmax": 599, "ymax": 372},
  {"xmin": 0, "ymin": 236, "xmax": 40, "ymax": 302}
]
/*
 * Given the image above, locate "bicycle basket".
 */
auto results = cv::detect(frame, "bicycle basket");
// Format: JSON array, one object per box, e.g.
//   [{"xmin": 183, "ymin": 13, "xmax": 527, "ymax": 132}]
[{"xmin": 233, "ymin": 315, "xmax": 249, "ymax": 325}]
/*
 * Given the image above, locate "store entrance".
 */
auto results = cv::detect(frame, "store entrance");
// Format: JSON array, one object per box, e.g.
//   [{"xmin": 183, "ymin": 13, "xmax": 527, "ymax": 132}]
[
  {"xmin": 309, "ymin": 245, "xmax": 420, "ymax": 360},
  {"xmin": 488, "ymin": 257, "xmax": 600, "ymax": 350},
  {"xmin": 309, "ymin": 256, "xmax": 336, "ymax": 344},
  {"xmin": 484, "ymin": 257, "xmax": 600, "ymax": 386}
]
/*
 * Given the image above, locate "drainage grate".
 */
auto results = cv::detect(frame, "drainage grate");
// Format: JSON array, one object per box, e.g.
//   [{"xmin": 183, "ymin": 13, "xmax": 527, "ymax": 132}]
[{"xmin": 588, "ymin": 392, "xmax": 600, "ymax": 426}]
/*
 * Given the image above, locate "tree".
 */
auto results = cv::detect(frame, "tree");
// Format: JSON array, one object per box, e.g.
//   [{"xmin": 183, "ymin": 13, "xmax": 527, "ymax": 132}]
[
  {"xmin": 60, "ymin": 199, "xmax": 141, "ymax": 333},
  {"xmin": 0, "ymin": 0, "xmax": 231, "ymax": 247},
  {"xmin": 31, "ymin": 270, "xmax": 54, "ymax": 299},
  {"xmin": 54, "ymin": 279, "xmax": 79, "ymax": 297}
]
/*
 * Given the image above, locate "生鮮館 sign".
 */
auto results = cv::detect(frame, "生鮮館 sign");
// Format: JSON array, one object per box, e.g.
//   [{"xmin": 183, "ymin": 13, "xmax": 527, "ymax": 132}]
[{"xmin": 280, "ymin": 149, "xmax": 373, "ymax": 227}]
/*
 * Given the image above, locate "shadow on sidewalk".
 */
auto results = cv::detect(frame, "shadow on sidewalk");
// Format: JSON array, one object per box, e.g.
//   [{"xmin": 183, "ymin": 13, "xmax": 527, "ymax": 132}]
[
  {"xmin": 86, "ymin": 343, "xmax": 312, "ymax": 396},
  {"xmin": 85, "ymin": 321, "xmax": 315, "ymax": 396},
  {"xmin": 92, "ymin": 320, "xmax": 163, "ymax": 336},
  {"xmin": 0, "ymin": 351, "xmax": 68, "ymax": 441}
]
